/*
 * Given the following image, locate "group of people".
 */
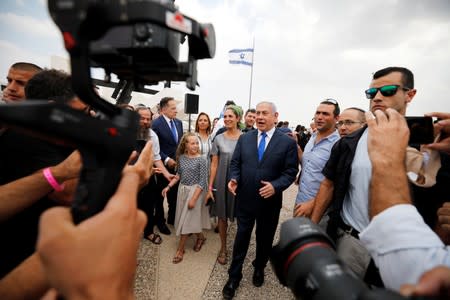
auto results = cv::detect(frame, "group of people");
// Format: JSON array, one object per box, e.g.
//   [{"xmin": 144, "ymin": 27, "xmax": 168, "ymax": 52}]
[{"xmin": 0, "ymin": 62, "xmax": 449, "ymax": 300}]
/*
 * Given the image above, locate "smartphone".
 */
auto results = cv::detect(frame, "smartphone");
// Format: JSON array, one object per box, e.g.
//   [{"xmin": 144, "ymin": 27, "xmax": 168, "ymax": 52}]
[
  {"xmin": 206, "ymin": 189, "xmax": 216, "ymax": 206},
  {"xmin": 129, "ymin": 139, "xmax": 147, "ymax": 165},
  {"xmin": 405, "ymin": 116, "xmax": 434, "ymax": 145},
  {"xmin": 135, "ymin": 139, "xmax": 147, "ymax": 153}
]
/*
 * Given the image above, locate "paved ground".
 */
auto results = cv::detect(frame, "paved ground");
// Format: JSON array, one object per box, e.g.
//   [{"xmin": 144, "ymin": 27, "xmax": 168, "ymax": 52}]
[{"xmin": 134, "ymin": 184, "xmax": 298, "ymax": 299}]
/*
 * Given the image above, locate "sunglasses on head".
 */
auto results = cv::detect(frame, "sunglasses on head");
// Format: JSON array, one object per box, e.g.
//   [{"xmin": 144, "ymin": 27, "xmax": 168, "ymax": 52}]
[
  {"xmin": 365, "ymin": 85, "xmax": 411, "ymax": 100},
  {"xmin": 324, "ymin": 98, "xmax": 338, "ymax": 104}
]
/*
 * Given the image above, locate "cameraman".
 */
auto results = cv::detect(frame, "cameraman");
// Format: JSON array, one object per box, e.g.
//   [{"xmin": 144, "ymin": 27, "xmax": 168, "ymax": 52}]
[
  {"xmin": 359, "ymin": 108, "xmax": 450, "ymax": 291},
  {"xmin": 0, "ymin": 141, "xmax": 154, "ymax": 299}
]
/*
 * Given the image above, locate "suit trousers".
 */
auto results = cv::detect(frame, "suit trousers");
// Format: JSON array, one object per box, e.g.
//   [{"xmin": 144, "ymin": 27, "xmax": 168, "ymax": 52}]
[
  {"xmin": 137, "ymin": 175, "xmax": 158, "ymax": 236},
  {"xmin": 155, "ymin": 171, "xmax": 179, "ymax": 225},
  {"xmin": 228, "ymin": 207, "xmax": 280, "ymax": 280}
]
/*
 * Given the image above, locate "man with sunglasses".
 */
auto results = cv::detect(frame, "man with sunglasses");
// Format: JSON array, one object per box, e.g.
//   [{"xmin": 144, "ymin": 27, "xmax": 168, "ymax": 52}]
[
  {"xmin": 309, "ymin": 67, "xmax": 417, "ymax": 284},
  {"xmin": 293, "ymin": 99, "xmax": 340, "ymax": 220}
]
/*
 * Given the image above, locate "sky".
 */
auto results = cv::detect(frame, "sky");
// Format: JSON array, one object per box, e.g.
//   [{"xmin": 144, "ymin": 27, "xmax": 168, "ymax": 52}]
[{"xmin": 1, "ymin": 0, "xmax": 449, "ymax": 126}]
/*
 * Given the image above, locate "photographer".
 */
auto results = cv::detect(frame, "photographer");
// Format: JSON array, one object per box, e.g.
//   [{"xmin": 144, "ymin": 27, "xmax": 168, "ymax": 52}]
[
  {"xmin": 0, "ymin": 141, "xmax": 154, "ymax": 299},
  {"xmin": 36, "ymin": 141, "xmax": 153, "ymax": 300},
  {"xmin": 0, "ymin": 69, "xmax": 86, "ymax": 278},
  {"xmin": 0, "ymin": 150, "xmax": 81, "ymax": 222},
  {"xmin": 359, "ymin": 108, "xmax": 450, "ymax": 291}
]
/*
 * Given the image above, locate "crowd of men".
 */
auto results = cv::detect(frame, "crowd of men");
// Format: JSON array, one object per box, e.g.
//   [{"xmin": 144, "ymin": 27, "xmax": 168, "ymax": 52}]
[{"xmin": 0, "ymin": 62, "xmax": 449, "ymax": 300}]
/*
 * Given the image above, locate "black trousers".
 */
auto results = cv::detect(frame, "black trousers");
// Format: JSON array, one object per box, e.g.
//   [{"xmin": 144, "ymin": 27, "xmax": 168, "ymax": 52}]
[
  {"xmin": 228, "ymin": 207, "xmax": 280, "ymax": 280},
  {"xmin": 137, "ymin": 175, "xmax": 158, "ymax": 236},
  {"xmin": 155, "ymin": 171, "xmax": 178, "ymax": 225}
]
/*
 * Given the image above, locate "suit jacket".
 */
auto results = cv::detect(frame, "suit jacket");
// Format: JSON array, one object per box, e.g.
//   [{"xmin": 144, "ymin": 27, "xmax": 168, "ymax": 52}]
[
  {"xmin": 152, "ymin": 115, "xmax": 183, "ymax": 162},
  {"xmin": 229, "ymin": 128, "xmax": 299, "ymax": 217}
]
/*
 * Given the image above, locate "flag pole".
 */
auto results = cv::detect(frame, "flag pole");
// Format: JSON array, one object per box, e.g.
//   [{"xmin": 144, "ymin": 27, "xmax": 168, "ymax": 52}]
[{"xmin": 248, "ymin": 37, "xmax": 255, "ymax": 110}]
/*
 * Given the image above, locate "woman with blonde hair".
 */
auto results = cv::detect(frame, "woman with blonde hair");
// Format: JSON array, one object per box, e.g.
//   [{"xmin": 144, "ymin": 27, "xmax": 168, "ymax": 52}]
[{"xmin": 162, "ymin": 132, "xmax": 210, "ymax": 263}]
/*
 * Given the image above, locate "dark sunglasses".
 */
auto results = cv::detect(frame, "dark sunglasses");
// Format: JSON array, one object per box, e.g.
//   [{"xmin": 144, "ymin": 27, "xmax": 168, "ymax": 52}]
[{"xmin": 365, "ymin": 85, "xmax": 411, "ymax": 99}]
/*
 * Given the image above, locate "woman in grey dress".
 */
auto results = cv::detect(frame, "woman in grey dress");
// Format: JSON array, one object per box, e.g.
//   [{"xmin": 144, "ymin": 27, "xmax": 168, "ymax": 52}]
[{"xmin": 208, "ymin": 105, "xmax": 243, "ymax": 265}]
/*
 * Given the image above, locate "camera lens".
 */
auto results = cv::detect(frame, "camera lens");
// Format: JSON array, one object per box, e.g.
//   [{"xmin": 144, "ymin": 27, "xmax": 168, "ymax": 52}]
[{"xmin": 270, "ymin": 218, "xmax": 406, "ymax": 300}]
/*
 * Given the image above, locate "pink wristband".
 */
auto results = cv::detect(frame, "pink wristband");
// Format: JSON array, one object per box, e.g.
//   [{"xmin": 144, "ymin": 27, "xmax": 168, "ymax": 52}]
[{"xmin": 43, "ymin": 168, "xmax": 65, "ymax": 192}]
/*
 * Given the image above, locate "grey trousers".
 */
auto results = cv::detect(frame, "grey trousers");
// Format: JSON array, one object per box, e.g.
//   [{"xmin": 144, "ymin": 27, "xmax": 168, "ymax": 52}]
[{"xmin": 335, "ymin": 228, "xmax": 371, "ymax": 279}]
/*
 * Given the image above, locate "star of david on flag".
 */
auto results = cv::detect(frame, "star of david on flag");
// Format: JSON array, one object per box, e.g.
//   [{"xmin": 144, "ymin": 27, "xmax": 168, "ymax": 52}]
[{"xmin": 228, "ymin": 48, "xmax": 253, "ymax": 66}]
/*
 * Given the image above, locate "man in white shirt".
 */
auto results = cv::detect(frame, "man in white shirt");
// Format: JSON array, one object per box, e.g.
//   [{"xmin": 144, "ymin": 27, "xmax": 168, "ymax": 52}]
[
  {"xmin": 310, "ymin": 67, "xmax": 418, "ymax": 281},
  {"xmin": 360, "ymin": 108, "xmax": 450, "ymax": 291}
]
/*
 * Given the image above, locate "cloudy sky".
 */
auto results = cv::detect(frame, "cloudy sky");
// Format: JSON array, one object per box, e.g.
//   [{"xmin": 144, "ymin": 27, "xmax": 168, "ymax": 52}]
[{"xmin": 1, "ymin": 0, "xmax": 449, "ymax": 126}]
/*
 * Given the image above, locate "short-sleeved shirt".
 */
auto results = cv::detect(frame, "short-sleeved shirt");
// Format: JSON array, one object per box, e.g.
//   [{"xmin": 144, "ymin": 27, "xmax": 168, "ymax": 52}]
[
  {"xmin": 296, "ymin": 130, "xmax": 340, "ymax": 204},
  {"xmin": 149, "ymin": 129, "xmax": 162, "ymax": 161},
  {"xmin": 177, "ymin": 155, "xmax": 208, "ymax": 191}
]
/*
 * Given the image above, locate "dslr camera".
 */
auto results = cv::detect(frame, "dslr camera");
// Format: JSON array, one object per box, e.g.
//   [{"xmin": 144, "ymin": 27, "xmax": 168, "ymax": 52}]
[{"xmin": 271, "ymin": 218, "xmax": 423, "ymax": 300}]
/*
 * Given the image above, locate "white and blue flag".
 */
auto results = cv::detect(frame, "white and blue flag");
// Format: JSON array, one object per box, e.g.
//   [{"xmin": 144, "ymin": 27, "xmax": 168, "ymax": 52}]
[{"xmin": 228, "ymin": 48, "xmax": 253, "ymax": 66}]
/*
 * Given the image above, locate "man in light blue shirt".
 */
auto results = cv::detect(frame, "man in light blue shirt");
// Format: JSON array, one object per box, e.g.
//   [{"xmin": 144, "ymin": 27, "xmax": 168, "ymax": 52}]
[
  {"xmin": 360, "ymin": 108, "xmax": 450, "ymax": 292},
  {"xmin": 294, "ymin": 99, "xmax": 340, "ymax": 217}
]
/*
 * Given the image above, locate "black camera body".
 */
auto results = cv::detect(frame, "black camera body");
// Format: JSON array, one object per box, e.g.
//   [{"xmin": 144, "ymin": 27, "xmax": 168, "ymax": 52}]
[
  {"xmin": 271, "ymin": 218, "xmax": 410, "ymax": 300},
  {"xmin": 48, "ymin": 0, "xmax": 215, "ymax": 92},
  {"xmin": 0, "ymin": 0, "xmax": 215, "ymax": 223},
  {"xmin": 90, "ymin": 22, "xmax": 183, "ymax": 83},
  {"xmin": 405, "ymin": 116, "xmax": 434, "ymax": 145}
]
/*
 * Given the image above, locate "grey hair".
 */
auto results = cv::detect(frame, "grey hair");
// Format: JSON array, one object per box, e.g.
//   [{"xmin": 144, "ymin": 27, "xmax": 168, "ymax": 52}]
[{"xmin": 256, "ymin": 101, "xmax": 277, "ymax": 113}]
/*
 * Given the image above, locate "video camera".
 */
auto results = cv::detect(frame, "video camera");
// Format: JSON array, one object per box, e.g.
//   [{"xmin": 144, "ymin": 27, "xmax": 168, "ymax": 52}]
[
  {"xmin": 271, "ymin": 218, "xmax": 425, "ymax": 300},
  {"xmin": 0, "ymin": 0, "xmax": 215, "ymax": 223}
]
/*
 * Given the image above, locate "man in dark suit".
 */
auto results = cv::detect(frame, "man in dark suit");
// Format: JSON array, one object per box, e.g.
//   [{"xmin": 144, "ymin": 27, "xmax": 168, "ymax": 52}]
[
  {"xmin": 151, "ymin": 97, "xmax": 183, "ymax": 233},
  {"xmin": 223, "ymin": 101, "xmax": 299, "ymax": 299}
]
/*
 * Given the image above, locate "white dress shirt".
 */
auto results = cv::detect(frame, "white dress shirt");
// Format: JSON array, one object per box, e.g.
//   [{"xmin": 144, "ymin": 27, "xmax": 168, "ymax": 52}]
[{"xmin": 359, "ymin": 204, "xmax": 450, "ymax": 290}]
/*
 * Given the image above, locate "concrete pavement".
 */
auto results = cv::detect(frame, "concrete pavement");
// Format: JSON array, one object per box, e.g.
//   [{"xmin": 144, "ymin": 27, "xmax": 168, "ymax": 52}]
[{"xmin": 135, "ymin": 184, "xmax": 298, "ymax": 299}]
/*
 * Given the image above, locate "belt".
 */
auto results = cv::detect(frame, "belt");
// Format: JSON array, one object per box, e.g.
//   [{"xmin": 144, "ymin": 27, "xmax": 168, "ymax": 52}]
[{"xmin": 338, "ymin": 220, "xmax": 360, "ymax": 239}]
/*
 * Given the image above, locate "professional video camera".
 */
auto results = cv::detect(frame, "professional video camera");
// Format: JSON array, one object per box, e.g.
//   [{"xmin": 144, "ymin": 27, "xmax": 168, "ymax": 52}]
[
  {"xmin": 271, "ymin": 218, "xmax": 424, "ymax": 300},
  {"xmin": 0, "ymin": 0, "xmax": 215, "ymax": 223}
]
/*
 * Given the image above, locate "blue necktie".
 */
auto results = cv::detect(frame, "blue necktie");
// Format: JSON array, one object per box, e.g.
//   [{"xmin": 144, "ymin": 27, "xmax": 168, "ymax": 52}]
[
  {"xmin": 170, "ymin": 120, "xmax": 178, "ymax": 142},
  {"xmin": 258, "ymin": 132, "xmax": 267, "ymax": 161}
]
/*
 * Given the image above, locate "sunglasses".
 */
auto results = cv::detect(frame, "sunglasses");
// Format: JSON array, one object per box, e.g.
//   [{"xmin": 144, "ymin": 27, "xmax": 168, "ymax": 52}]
[
  {"xmin": 365, "ymin": 85, "xmax": 411, "ymax": 99},
  {"xmin": 323, "ymin": 98, "xmax": 338, "ymax": 105}
]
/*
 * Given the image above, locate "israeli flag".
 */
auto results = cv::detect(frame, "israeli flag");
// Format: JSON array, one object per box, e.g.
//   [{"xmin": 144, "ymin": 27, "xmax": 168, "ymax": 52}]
[{"xmin": 229, "ymin": 48, "xmax": 253, "ymax": 66}]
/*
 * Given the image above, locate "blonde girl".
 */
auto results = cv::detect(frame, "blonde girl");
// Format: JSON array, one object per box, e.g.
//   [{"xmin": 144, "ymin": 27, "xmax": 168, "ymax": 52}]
[{"xmin": 162, "ymin": 132, "xmax": 210, "ymax": 263}]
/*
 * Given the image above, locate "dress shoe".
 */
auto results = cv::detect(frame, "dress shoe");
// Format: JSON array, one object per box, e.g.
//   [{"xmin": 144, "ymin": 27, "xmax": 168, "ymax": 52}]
[
  {"xmin": 252, "ymin": 268, "xmax": 264, "ymax": 287},
  {"xmin": 222, "ymin": 278, "xmax": 240, "ymax": 299},
  {"xmin": 158, "ymin": 224, "xmax": 171, "ymax": 235}
]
